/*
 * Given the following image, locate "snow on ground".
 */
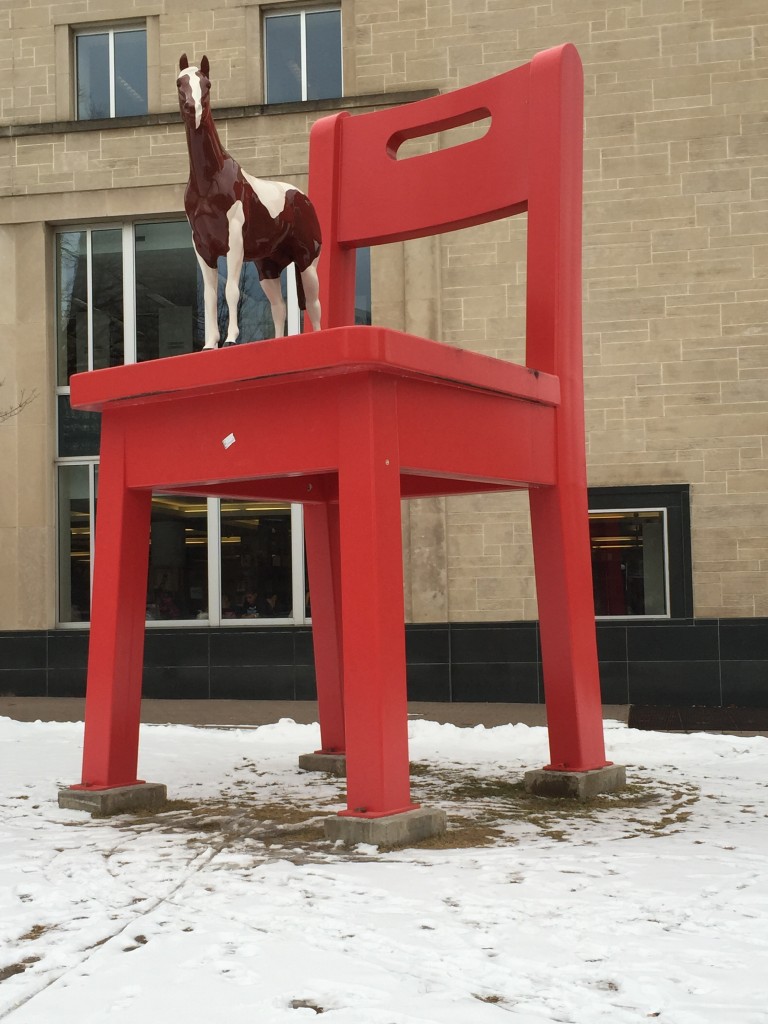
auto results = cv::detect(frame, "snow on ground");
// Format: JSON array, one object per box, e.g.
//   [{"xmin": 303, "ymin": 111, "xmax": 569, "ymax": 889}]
[{"xmin": 1, "ymin": 715, "xmax": 767, "ymax": 1023}]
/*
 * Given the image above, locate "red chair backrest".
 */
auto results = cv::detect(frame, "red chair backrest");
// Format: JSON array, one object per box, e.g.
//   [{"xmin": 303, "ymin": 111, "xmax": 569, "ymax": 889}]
[{"xmin": 309, "ymin": 43, "xmax": 583, "ymax": 380}]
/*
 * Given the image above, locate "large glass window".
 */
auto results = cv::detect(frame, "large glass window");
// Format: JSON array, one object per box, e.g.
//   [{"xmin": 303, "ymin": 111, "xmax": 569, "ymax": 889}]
[
  {"xmin": 54, "ymin": 220, "xmax": 371, "ymax": 626},
  {"xmin": 76, "ymin": 27, "xmax": 148, "ymax": 120},
  {"xmin": 56, "ymin": 221, "xmax": 203, "ymax": 386},
  {"xmin": 56, "ymin": 226, "xmax": 370, "ymax": 386},
  {"xmin": 56, "ymin": 229, "xmax": 124, "ymax": 383},
  {"xmin": 588, "ymin": 485, "xmax": 692, "ymax": 619},
  {"xmin": 264, "ymin": 8, "xmax": 342, "ymax": 104},
  {"xmin": 55, "ymin": 482, "xmax": 308, "ymax": 627}
]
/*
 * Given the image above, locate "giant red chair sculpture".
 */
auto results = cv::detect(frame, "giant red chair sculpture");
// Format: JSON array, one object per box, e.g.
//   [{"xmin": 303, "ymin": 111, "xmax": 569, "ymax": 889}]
[{"xmin": 62, "ymin": 43, "xmax": 620, "ymax": 835}]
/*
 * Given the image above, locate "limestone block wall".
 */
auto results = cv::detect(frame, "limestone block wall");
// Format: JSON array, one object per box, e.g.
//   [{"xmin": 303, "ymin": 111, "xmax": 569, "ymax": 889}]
[
  {"xmin": 1, "ymin": 0, "xmax": 767, "ymax": 627},
  {"xmin": 0, "ymin": 115, "xmax": 320, "ymax": 200},
  {"xmin": 0, "ymin": 0, "xmax": 361, "ymax": 125},
  {"xmin": 363, "ymin": 0, "xmax": 768, "ymax": 623},
  {"xmin": 0, "ymin": 223, "xmax": 54, "ymax": 631}
]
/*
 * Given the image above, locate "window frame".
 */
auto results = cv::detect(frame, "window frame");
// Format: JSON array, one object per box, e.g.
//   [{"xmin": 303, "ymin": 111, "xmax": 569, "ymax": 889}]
[
  {"xmin": 588, "ymin": 484, "xmax": 693, "ymax": 621},
  {"xmin": 263, "ymin": 5, "xmax": 343, "ymax": 104},
  {"xmin": 74, "ymin": 24, "xmax": 148, "ymax": 121}
]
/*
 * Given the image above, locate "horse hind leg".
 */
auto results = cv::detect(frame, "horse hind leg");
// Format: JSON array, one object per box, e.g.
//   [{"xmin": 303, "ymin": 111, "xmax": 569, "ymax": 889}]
[
  {"xmin": 300, "ymin": 258, "xmax": 321, "ymax": 332},
  {"xmin": 260, "ymin": 275, "xmax": 287, "ymax": 338}
]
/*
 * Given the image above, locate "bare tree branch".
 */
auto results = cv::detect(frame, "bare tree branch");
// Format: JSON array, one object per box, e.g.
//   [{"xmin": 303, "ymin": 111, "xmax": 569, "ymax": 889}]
[{"xmin": 0, "ymin": 381, "xmax": 39, "ymax": 423}]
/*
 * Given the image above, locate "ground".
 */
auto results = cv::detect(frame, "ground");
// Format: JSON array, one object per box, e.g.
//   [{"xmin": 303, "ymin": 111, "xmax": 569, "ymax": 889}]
[{"xmin": 1, "ymin": 716, "xmax": 766, "ymax": 1023}]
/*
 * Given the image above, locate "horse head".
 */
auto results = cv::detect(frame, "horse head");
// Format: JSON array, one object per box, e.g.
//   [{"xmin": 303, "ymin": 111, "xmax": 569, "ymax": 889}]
[{"xmin": 177, "ymin": 54, "xmax": 211, "ymax": 131}]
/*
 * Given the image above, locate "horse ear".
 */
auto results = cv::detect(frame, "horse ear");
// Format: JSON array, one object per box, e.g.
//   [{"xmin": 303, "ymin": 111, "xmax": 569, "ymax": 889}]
[
  {"xmin": 179, "ymin": 53, "xmax": 189, "ymax": 71},
  {"xmin": 200, "ymin": 55, "xmax": 210, "ymax": 78}
]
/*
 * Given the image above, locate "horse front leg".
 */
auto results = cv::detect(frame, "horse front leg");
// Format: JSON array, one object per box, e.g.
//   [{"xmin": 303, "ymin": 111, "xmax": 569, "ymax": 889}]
[
  {"xmin": 260, "ymin": 276, "xmax": 287, "ymax": 339},
  {"xmin": 223, "ymin": 201, "xmax": 245, "ymax": 346},
  {"xmin": 195, "ymin": 251, "xmax": 220, "ymax": 350}
]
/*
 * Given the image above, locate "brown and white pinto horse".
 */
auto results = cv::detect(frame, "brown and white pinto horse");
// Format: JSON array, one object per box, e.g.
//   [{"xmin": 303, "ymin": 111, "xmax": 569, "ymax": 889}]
[{"xmin": 177, "ymin": 54, "xmax": 322, "ymax": 348}]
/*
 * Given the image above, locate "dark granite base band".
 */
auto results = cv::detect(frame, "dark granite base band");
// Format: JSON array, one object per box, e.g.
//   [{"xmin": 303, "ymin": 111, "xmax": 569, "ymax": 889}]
[{"xmin": 4, "ymin": 616, "xmax": 768, "ymax": 708}]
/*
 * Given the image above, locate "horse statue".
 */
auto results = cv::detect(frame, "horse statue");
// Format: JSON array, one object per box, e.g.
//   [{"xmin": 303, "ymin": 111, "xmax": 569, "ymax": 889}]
[{"xmin": 177, "ymin": 54, "xmax": 322, "ymax": 348}]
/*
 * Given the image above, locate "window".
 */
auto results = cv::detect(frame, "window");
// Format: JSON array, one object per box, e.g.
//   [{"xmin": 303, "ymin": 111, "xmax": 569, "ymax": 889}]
[
  {"xmin": 589, "ymin": 509, "xmax": 668, "ymax": 617},
  {"xmin": 56, "ymin": 222, "xmax": 202, "ymax": 384},
  {"xmin": 220, "ymin": 502, "xmax": 299, "ymax": 619},
  {"xmin": 56, "ymin": 224, "xmax": 370, "ymax": 384},
  {"xmin": 56, "ymin": 228, "xmax": 124, "ymax": 380},
  {"xmin": 134, "ymin": 222, "xmax": 203, "ymax": 362},
  {"xmin": 54, "ymin": 221, "xmax": 371, "ymax": 626},
  {"xmin": 76, "ymin": 26, "xmax": 147, "ymax": 120},
  {"xmin": 58, "ymin": 464, "xmax": 97, "ymax": 622},
  {"xmin": 355, "ymin": 246, "xmax": 372, "ymax": 325},
  {"xmin": 588, "ymin": 485, "xmax": 692, "ymax": 619},
  {"xmin": 146, "ymin": 496, "xmax": 209, "ymax": 620},
  {"xmin": 264, "ymin": 8, "xmax": 342, "ymax": 104}
]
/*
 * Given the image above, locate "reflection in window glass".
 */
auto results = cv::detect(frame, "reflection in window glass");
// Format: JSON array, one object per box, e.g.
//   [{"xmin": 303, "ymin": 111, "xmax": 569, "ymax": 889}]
[
  {"xmin": 57, "ymin": 397, "xmax": 101, "ymax": 458},
  {"xmin": 91, "ymin": 229, "xmax": 124, "ymax": 370},
  {"xmin": 76, "ymin": 33, "xmax": 110, "ymax": 119},
  {"xmin": 56, "ymin": 230, "xmax": 123, "ymax": 383},
  {"xmin": 135, "ymin": 221, "xmax": 203, "ymax": 361},
  {"xmin": 265, "ymin": 13, "xmax": 302, "ymax": 104},
  {"xmin": 58, "ymin": 465, "xmax": 92, "ymax": 622},
  {"xmin": 220, "ymin": 261, "xmax": 277, "ymax": 343},
  {"xmin": 114, "ymin": 30, "xmax": 148, "ymax": 117},
  {"xmin": 76, "ymin": 29, "xmax": 147, "ymax": 120},
  {"xmin": 355, "ymin": 247, "xmax": 372, "ymax": 325},
  {"xmin": 147, "ymin": 496, "xmax": 209, "ymax": 621},
  {"xmin": 305, "ymin": 10, "xmax": 342, "ymax": 100},
  {"xmin": 589, "ymin": 509, "xmax": 667, "ymax": 617},
  {"xmin": 264, "ymin": 9, "xmax": 342, "ymax": 104},
  {"xmin": 220, "ymin": 503, "xmax": 293, "ymax": 619},
  {"xmin": 56, "ymin": 232, "xmax": 88, "ymax": 384}
]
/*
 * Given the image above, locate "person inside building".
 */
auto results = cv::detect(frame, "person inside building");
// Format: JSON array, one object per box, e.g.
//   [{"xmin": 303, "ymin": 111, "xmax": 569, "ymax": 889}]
[{"xmin": 240, "ymin": 590, "xmax": 260, "ymax": 618}]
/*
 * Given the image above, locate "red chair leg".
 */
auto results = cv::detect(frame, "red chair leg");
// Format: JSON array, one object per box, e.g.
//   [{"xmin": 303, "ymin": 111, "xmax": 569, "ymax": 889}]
[
  {"xmin": 78, "ymin": 424, "xmax": 152, "ymax": 789},
  {"xmin": 303, "ymin": 500, "xmax": 345, "ymax": 753},
  {"xmin": 336, "ymin": 377, "xmax": 415, "ymax": 817},
  {"xmin": 529, "ymin": 483, "xmax": 608, "ymax": 772}
]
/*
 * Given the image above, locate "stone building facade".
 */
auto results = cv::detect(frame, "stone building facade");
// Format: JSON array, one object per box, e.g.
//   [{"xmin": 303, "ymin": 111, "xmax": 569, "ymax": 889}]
[{"xmin": 1, "ymin": 0, "xmax": 767, "ymax": 710}]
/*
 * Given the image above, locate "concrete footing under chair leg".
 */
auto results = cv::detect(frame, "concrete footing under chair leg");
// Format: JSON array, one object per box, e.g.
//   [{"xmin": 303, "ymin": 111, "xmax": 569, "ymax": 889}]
[
  {"xmin": 324, "ymin": 806, "xmax": 447, "ymax": 848},
  {"xmin": 58, "ymin": 783, "xmax": 168, "ymax": 816},
  {"xmin": 298, "ymin": 752, "xmax": 347, "ymax": 777},
  {"xmin": 523, "ymin": 764, "xmax": 626, "ymax": 801}
]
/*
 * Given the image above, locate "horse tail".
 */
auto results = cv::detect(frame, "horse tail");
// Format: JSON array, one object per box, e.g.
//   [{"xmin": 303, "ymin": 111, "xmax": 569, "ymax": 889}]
[{"xmin": 294, "ymin": 263, "xmax": 307, "ymax": 311}]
